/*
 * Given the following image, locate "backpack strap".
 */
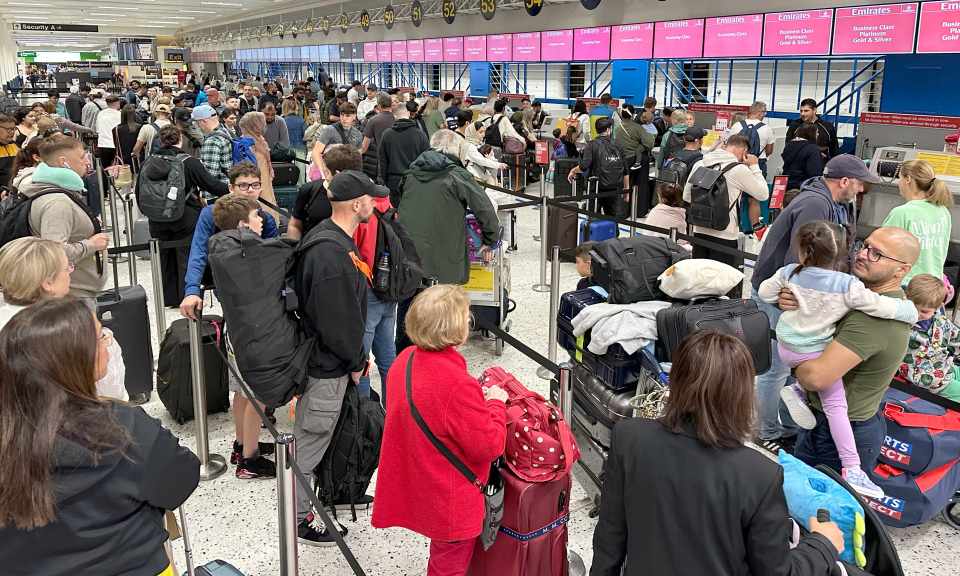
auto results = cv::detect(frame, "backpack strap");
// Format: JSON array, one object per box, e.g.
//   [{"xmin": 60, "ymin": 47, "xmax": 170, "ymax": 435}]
[
  {"xmin": 333, "ymin": 122, "xmax": 349, "ymax": 146},
  {"xmin": 297, "ymin": 229, "xmax": 372, "ymax": 283}
]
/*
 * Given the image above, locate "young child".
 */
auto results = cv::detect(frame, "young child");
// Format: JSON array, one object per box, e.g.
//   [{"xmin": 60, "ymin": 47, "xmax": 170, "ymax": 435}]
[
  {"xmin": 640, "ymin": 111, "xmax": 657, "ymax": 135},
  {"xmin": 552, "ymin": 128, "xmax": 568, "ymax": 160},
  {"xmin": 575, "ymin": 241, "xmax": 597, "ymax": 290},
  {"xmin": 643, "ymin": 182, "xmax": 691, "ymax": 250},
  {"xmin": 179, "ymin": 162, "xmax": 280, "ymax": 480},
  {"xmin": 901, "ymin": 274, "xmax": 960, "ymax": 401},
  {"xmin": 758, "ymin": 220, "xmax": 918, "ymax": 497}
]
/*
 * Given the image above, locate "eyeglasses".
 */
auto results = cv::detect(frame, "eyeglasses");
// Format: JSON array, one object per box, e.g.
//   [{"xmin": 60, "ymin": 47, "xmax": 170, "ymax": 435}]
[
  {"xmin": 99, "ymin": 327, "xmax": 113, "ymax": 346},
  {"xmin": 233, "ymin": 182, "xmax": 262, "ymax": 191},
  {"xmin": 859, "ymin": 243, "xmax": 907, "ymax": 265},
  {"xmin": 65, "ymin": 260, "xmax": 75, "ymax": 273},
  {"xmin": 0, "ymin": 125, "xmax": 16, "ymax": 132}
]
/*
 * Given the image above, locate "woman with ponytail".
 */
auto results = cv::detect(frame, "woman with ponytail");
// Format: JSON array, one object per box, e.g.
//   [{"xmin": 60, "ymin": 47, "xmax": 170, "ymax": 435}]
[{"xmin": 883, "ymin": 158, "xmax": 953, "ymax": 284}]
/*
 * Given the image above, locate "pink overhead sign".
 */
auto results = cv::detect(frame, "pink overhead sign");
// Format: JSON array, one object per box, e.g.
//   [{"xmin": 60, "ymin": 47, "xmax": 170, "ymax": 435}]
[
  {"xmin": 407, "ymin": 39, "xmax": 424, "ymax": 62},
  {"xmin": 377, "ymin": 41, "xmax": 391, "ymax": 61},
  {"xmin": 487, "ymin": 34, "xmax": 512, "ymax": 60},
  {"xmin": 443, "ymin": 37, "xmax": 464, "ymax": 61},
  {"xmin": 541, "ymin": 29, "xmax": 573, "ymax": 61},
  {"xmin": 654, "ymin": 19, "xmax": 705, "ymax": 59},
  {"xmin": 574, "ymin": 26, "xmax": 611, "ymax": 60},
  {"xmin": 424, "ymin": 38, "xmax": 443, "ymax": 61},
  {"xmin": 703, "ymin": 14, "xmax": 763, "ymax": 57},
  {"xmin": 392, "ymin": 40, "xmax": 407, "ymax": 61},
  {"xmin": 833, "ymin": 3, "xmax": 918, "ymax": 55},
  {"xmin": 917, "ymin": 1, "xmax": 960, "ymax": 54},
  {"xmin": 363, "ymin": 43, "xmax": 377, "ymax": 62},
  {"xmin": 763, "ymin": 9, "xmax": 834, "ymax": 56},
  {"xmin": 465, "ymin": 36, "xmax": 487, "ymax": 61},
  {"xmin": 611, "ymin": 23, "xmax": 654, "ymax": 59},
  {"xmin": 512, "ymin": 32, "xmax": 541, "ymax": 61}
]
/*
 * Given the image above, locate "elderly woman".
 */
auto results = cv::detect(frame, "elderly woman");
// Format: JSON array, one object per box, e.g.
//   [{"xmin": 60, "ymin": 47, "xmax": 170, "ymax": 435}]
[
  {"xmin": 0, "ymin": 236, "xmax": 127, "ymax": 401},
  {"xmin": 372, "ymin": 285, "xmax": 508, "ymax": 575},
  {"xmin": 236, "ymin": 111, "xmax": 279, "ymax": 222}
]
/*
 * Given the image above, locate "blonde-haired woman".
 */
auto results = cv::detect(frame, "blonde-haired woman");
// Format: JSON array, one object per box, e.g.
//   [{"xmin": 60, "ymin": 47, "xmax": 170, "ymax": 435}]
[
  {"xmin": 373, "ymin": 284, "xmax": 508, "ymax": 575},
  {"xmin": 883, "ymin": 158, "xmax": 954, "ymax": 285},
  {"xmin": 421, "ymin": 95, "xmax": 446, "ymax": 138},
  {"xmin": 0, "ymin": 237, "xmax": 127, "ymax": 401},
  {"xmin": 237, "ymin": 111, "xmax": 278, "ymax": 222}
]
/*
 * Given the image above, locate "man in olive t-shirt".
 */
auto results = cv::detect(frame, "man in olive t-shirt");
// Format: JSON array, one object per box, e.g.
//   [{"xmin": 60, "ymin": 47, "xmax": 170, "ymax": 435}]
[{"xmin": 778, "ymin": 227, "xmax": 921, "ymax": 475}]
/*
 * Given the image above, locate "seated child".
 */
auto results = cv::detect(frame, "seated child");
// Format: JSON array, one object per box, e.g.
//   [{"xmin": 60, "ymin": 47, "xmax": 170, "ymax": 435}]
[
  {"xmin": 643, "ymin": 182, "xmax": 691, "ymax": 250},
  {"xmin": 758, "ymin": 220, "xmax": 918, "ymax": 498},
  {"xmin": 640, "ymin": 111, "xmax": 658, "ymax": 135},
  {"xmin": 901, "ymin": 274, "xmax": 960, "ymax": 402},
  {"xmin": 575, "ymin": 241, "xmax": 598, "ymax": 290},
  {"xmin": 179, "ymin": 161, "xmax": 280, "ymax": 480},
  {"xmin": 552, "ymin": 128, "xmax": 568, "ymax": 159}
]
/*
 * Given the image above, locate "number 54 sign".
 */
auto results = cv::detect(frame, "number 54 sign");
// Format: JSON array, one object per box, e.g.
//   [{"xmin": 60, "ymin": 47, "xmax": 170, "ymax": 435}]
[{"xmin": 525, "ymin": 0, "xmax": 542, "ymax": 16}]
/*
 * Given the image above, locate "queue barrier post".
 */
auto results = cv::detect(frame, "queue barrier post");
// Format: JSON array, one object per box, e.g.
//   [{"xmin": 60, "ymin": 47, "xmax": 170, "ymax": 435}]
[
  {"xmin": 188, "ymin": 317, "xmax": 226, "ymax": 481},
  {"xmin": 629, "ymin": 185, "xmax": 638, "ymax": 237},
  {"xmin": 107, "ymin": 178, "xmax": 123, "ymax": 252},
  {"xmin": 95, "ymin": 156, "xmax": 109, "ymax": 234},
  {"xmin": 122, "ymin": 192, "xmax": 137, "ymax": 282},
  {"xmin": 276, "ymin": 433, "xmax": 299, "ymax": 576},
  {"xmin": 669, "ymin": 227, "xmax": 679, "ymax": 244},
  {"xmin": 148, "ymin": 239, "xmax": 166, "ymax": 345},
  {"xmin": 533, "ymin": 165, "xmax": 550, "ymax": 293},
  {"xmin": 538, "ymin": 245, "xmax": 561, "ymax": 380}
]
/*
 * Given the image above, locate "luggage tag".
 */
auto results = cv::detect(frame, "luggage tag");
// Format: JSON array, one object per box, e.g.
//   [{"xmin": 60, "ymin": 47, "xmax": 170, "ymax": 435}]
[{"xmin": 588, "ymin": 285, "xmax": 608, "ymax": 299}]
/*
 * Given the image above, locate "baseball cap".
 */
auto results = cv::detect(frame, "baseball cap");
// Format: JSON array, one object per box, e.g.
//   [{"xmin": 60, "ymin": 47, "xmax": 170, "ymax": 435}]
[
  {"xmin": 192, "ymin": 105, "xmax": 216, "ymax": 121},
  {"xmin": 89, "ymin": 88, "xmax": 103, "ymax": 97},
  {"xmin": 174, "ymin": 107, "xmax": 194, "ymax": 126},
  {"xmin": 823, "ymin": 154, "xmax": 880, "ymax": 184},
  {"xmin": 465, "ymin": 98, "xmax": 474, "ymax": 104},
  {"xmin": 366, "ymin": 83, "xmax": 377, "ymax": 91},
  {"xmin": 327, "ymin": 170, "xmax": 389, "ymax": 201},
  {"xmin": 683, "ymin": 127, "xmax": 706, "ymax": 141},
  {"xmin": 154, "ymin": 103, "xmax": 172, "ymax": 114},
  {"xmin": 337, "ymin": 90, "xmax": 348, "ymax": 99}
]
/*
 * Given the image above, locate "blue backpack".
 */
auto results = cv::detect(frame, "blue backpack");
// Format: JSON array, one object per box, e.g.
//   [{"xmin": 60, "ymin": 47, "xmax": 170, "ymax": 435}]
[
  {"xmin": 207, "ymin": 133, "xmax": 258, "ymax": 165},
  {"xmin": 738, "ymin": 120, "xmax": 765, "ymax": 157}
]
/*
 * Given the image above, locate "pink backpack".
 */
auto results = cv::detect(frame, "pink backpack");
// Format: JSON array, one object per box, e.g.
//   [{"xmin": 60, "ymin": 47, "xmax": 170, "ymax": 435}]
[{"xmin": 480, "ymin": 367, "xmax": 580, "ymax": 482}]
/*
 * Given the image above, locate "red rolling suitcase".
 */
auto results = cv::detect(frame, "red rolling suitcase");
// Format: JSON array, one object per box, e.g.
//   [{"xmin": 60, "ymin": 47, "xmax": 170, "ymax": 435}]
[{"xmin": 465, "ymin": 468, "xmax": 571, "ymax": 576}]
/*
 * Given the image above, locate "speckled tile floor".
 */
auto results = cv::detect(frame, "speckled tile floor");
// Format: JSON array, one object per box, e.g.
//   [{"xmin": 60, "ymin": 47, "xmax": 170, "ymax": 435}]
[{"xmin": 105, "ymin": 186, "xmax": 958, "ymax": 576}]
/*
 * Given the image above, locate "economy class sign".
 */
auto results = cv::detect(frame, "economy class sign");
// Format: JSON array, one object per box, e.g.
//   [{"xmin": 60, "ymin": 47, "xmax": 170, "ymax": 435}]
[
  {"xmin": 703, "ymin": 14, "xmax": 763, "ymax": 58},
  {"xmin": 832, "ymin": 3, "xmax": 918, "ymax": 55}
]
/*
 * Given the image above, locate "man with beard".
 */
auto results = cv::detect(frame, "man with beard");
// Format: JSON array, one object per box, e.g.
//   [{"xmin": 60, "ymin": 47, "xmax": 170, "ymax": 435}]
[{"xmin": 751, "ymin": 155, "xmax": 881, "ymax": 454}]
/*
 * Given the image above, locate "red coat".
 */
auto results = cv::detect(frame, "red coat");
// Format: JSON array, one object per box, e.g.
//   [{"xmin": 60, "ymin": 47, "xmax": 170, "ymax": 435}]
[
  {"xmin": 372, "ymin": 346, "xmax": 507, "ymax": 541},
  {"xmin": 353, "ymin": 196, "xmax": 392, "ymax": 267}
]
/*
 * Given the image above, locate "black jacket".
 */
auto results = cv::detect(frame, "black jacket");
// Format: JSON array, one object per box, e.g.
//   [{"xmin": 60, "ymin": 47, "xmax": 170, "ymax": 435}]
[
  {"xmin": 144, "ymin": 146, "xmax": 230, "ymax": 209},
  {"xmin": 653, "ymin": 117, "xmax": 669, "ymax": 147},
  {"xmin": 379, "ymin": 118, "xmax": 431, "ymax": 191},
  {"xmin": 592, "ymin": 418, "xmax": 840, "ymax": 576},
  {"xmin": 782, "ymin": 139, "xmax": 825, "ymax": 191},
  {"xmin": 785, "ymin": 116, "xmax": 839, "ymax": 160},
  {"xmin": 0, "ymin": 403, "xmax": 200, "ymax": 576},
  {"xmin": 295, "ymin": 219, "xmax": 368, "ymax": 379},
  {"xmin": 259, "ymin": 91, "xmax": 281, "ymax": 111},
  {"xmin": 65, "ymin": 93, "xmax": 85, "ymax": 124},
  {"xmin": 660, "ymin": 131, "xmax": 686, "ymax": 167}
]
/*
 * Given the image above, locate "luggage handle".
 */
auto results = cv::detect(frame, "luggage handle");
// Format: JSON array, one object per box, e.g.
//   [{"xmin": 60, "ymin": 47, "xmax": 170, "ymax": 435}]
[
  {"xmin": 177, "ymin": 505, "xmax": 197, "ymax": 576},
  {"xmin": 882, "ymin": 402, "xmax": 960, "ymax": 432},
  {"xmin": 588, "ymin": 176, "xmax": 599, "ymax": 213},
  {"xmin": 108, "ymin": 254, "xmax": 121, "ymax": 303}
]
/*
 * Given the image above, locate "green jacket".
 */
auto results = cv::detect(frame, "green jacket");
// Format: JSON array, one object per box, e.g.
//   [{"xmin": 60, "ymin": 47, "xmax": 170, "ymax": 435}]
[
  {"xmin": 614, "ymin": 117, "xmax": 655, "ymax": 159},
  {"xmin": 398, "ymin": 150, "xmax": 500, "ymax": 285}
]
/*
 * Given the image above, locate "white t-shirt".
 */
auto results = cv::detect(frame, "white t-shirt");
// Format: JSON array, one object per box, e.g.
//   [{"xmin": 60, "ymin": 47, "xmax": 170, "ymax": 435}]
[
  {"xmin": 728, "ymin": 118, "xmax": 775, "ymax": 159},
  {"xmin": 347, "ymin": 88, "xmax": 359, "ymax": 106},
  {"xmin": 96, "ymin": 108, "xmax": 122, "ymax": 150},
  {"xmin": 136, "ymin": 118, "xmax": 172, "ymax": 155}
]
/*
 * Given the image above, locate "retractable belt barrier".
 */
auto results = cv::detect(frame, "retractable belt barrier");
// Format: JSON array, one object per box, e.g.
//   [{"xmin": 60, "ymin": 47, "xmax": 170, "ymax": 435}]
[{"xmin": 472, "ymin": 314, "xmax": 560, "ymax": 376}]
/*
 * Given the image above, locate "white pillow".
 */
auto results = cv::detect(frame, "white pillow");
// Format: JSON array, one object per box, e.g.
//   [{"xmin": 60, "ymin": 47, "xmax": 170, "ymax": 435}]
[{"xmin": 658, "ymin": 259, "xmax": 744, "ymax": 299}]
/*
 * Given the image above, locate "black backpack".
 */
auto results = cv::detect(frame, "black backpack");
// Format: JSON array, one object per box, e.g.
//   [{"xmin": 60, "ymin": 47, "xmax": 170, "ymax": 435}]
[
  {"xmin": 149, "ymin": 122, "xmax": 163, "ymax": 154},
  {"xmin": 593, "ymin": 136, "xmax": 626, "ymax": 190},
  {"xmin": 590, "ymin": 235, "xmax": 691, "ymax": 304},
  {"xmin": 370, "ymin": 207, "xmax": 423, "ymax": 302},
  {"xmin": 136, "ymin": 153, "xmax": 192, "ymax": 222},
  {"xmin": 314, "ymin": 384, "xmax": 385, "ymax": 520},
  {"xmin": 484, "ymin": 116, "xmax": 505, "ymax": 148},
  {"xmin": 738, "ymin": 120, "xmax": 765, "ymax": 157},
  {"xmin": 269, "ymin": 141, "xmax": 297, "ymax": 163},
  {"xmin": 686, "ymin": 162, "xmax": 739, "ymax": 231},
  {"xmin": 657, "ymin": 158, "xmax": 689, "ymax": 189},
  {"xmin": 0, "ymin": 189, "xmax": 101, "ymax": 249}
]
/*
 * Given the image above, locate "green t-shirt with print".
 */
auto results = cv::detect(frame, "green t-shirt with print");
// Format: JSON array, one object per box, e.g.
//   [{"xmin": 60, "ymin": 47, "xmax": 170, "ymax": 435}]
[{"xmin": 882, "ymin": 200, "xmax": 952, "ymax": 285}]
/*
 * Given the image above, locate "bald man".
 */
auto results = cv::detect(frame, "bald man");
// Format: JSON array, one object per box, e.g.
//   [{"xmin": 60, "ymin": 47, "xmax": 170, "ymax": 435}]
[{"xmin": 777, "ymin": 226, "xmax": 920, "ymax": 475}]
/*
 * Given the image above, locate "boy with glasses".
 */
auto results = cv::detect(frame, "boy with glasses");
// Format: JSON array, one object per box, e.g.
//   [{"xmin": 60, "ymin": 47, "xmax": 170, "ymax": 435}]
[{"xmin": 0, "ymin": 114, "xmax": 20, "ymax": 188}]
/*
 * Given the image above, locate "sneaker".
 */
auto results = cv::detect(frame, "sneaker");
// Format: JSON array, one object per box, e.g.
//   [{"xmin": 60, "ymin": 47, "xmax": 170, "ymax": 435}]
[
  {"xmin": 843, "ymin": 466, "xmax": 885, "ymax": 499},
  {"xmin": 326, "ymin": 494, "xmax": 374, "ymax": 512},
  {"xmin": 757, "ymin": 434, "xmax": 797, "ymax": 456},
  {"xmin": 297, "ymin": 513, "xmax": 348, "ymax": 547},
  {"xmin": 129, "ymin": 391, "xmax": 151, "ymax": 406},
  {"xmin": 235, "ymin": 456, "xmax": 276, "ymax": 479},
  {"xmin": 780, "ymin": 383, "xmax": 817, "ymax": 430},
  {"xmin": 231, "ymin": 441, "xmax": 277, "ymax": 464}
]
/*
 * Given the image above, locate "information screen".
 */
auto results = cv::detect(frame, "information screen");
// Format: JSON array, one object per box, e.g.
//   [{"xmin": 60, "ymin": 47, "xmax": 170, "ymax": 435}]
[
  {"xmin": 654, "ymin": 18, "xmax": 705, "ymax": 58},
  {"xmin": 541, "ymin": 29, "xmax": 573, "ymax": 61},
  {"xmin": 316, "ymin": 45, "xmax": 328, "ymax": 60},
  {"xmin": 407, "ymin": 39, "xmax": 425, "ymax": 62},
  {"xmin": 703, "ymin": 14, "xmax": 763, "ymax": 57},
  {"xmin": 487, "ymin": 34, "xmax": 512, "ymax": 60},
  {"xmin": 763, "ymin": 10, "xmax": 834, "ymax": 56},
  {"xmin": 917, "ymin": 1, "xmax": 960, "ymax": 54},
  {"xmin": 424, "ymin": 38, "xmax": 443, "ymax": 61},
  {"xmin": 574, "ymin": 26, "xmax": 611, "ymax": 60},
  {"xmin": 443, "ymin": 37, "xmax": 464, "ymax": 61},
  {"xmin": 512, "ymin": 32, "xmax": 541, "ymax": 61},
  {"xmin": 377, "ymin": 41, "xmax": 392, "ymax": 61},
  {"xmin": 610, "ymin": 23, "xmax": 654, "ymax": 59},
  {"xmin": 833, "ymin": 3, "xmax": 918, "ymax": 54},
  {"xmin": 329, "ymin": 44, "xmax": 341, "ymax": 60},
  {"xmin": 465, "ymin": 35, "xmax": 487, "ymax": 61},
  {"xmin": 392, "ymin": 40, "xmax": 408, "ymax": 61},
  {"xmin": 363, "ymin": 43, "xmax": 377, "ymax": 62}
]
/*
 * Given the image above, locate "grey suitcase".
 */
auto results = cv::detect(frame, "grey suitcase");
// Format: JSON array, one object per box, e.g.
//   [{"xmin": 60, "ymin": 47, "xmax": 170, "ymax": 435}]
[
  {"xmin": 570, "ymin": 360, "xmax": 634, "ymax": 448},
  {"xmin": 133, "ymin": 217, "xmax": 151, "ymax": 259}
]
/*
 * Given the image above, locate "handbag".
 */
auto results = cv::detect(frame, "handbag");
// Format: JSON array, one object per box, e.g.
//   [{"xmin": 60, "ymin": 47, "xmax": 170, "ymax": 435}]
[
  {"xmin": 106, "ymin": 126, "xmax": 133, "ymax": 187},
  {"xmin": 405, "ymin": 351, "xmax": 504, "ymax": 550}
]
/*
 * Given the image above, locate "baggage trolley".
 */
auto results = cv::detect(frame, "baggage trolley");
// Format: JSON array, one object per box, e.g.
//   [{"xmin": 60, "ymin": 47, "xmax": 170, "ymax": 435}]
[{"xmin": 465, "ymin": 214, "xmax": 510, "ymax": 356}]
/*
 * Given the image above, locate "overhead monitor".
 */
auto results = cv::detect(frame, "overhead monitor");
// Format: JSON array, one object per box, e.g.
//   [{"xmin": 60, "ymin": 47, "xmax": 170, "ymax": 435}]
[
  {"xmin": 763, "ymin": 9, "xmax": 834, "ymax": 56},
  {"xmin": 573, "ymin": 26, "xmax": 611, "ymax": 60},
  {"xmin": 465, "ymin": 35, "xmax": 487, "ymax": 61},
  {"xmin": 392, "ymin": 40, "xmax": 408, "ymax": 61},
  {"xmin": 351, "ymin": 43, "xmax": 364, "ymax": 60},
  {"xmin": 407, "ymin": 39, "xmax": 425, "ymax": 62},
  {"xmin": 363, "ymin": 42, "xmax": 377, "ymax": 62},
  {"xmin": 487, "ymin": 34, "xmax": 512, "ymax": 60},
  {"xmin": 443, "ymin": 36, "xmax": 464, "ymax": 61},
  {"xmin": 377, "ymin": 41, "xmax": 391, "ymax": 61},
  {"xmin": 610, "ymin": 23, "xmax": 654, "ymax": 59},
  {"xmin": 424, "ymin": 38, "xmax": 443, "ymax": 61},
  {"xmin": 316, "ymin": 45, "xmax": 328, "ymax": 60},
  {"xmin": 328, "ymin": 44, "xmax": 340, "ymax": 60},
  {"xmin": 654, "ymin": 18, "xmax": 705, "ymax": 58},
  {"xmin": 917, "ymin": 1, "xmax": 960, "ymax": 53},
  {"xmin": 703, "ymin": 14, "xmax": 763, "ymax": 57},
  {"xmin": 541, "ymin": 29, "xmax": 573, "ymax": 61},
  {"xmin": 512, "ymin": 32, "xmax": 541, "ymax": 61},
  {"xmin": 283, "ymin": 47, "xmax": 292, "ymax": 61},
  {"xmin": 833, "ymin": 3, "xmax": 918, "ymax": 54}
]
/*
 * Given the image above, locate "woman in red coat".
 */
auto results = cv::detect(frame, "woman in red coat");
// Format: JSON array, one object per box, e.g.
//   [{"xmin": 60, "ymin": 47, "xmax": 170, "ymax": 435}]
[{"xmin": 372, "ymin": 284, "xmax": 508, "ymax": 576}]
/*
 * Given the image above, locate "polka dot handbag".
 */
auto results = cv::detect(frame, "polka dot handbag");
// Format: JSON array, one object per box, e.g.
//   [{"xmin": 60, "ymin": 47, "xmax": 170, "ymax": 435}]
[{"xmin": 480, "ymin": 366, "xmax": 580, "ymax": 482}]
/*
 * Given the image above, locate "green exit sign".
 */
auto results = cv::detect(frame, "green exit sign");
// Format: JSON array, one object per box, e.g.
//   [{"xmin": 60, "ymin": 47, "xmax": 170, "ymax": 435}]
[{"xmin": 17, "ymin": 51, "xmax": 37, "ymax": 57}]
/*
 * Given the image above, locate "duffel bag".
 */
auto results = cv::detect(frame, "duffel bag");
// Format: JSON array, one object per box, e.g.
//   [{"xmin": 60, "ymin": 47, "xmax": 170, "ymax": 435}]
[
  {"xmin": 590, "ymin": 236, "xmax": 690, "ymax": 304},
  {"xmin": 867, "ymin": 459, "xmax": 960, "ymax": 527},
  {"xmin": 879, "ymin": 387, "xmax": 960, "ymax": 474},
  {"xmin": 480, "ymin": 367, "xmax": 580, "ymax": 482}
]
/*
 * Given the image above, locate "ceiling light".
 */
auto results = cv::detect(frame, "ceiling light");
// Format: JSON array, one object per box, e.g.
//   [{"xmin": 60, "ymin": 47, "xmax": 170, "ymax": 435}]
[
  {"xmin": 15, "ymin": 17, "xmax": 48, "ymax": 20},
  {"xmin": 169, "ymin": 16, "xmax": 195, "ymax": 19},
  {"xmin": 200, "ymin": 1, "xmax": 241, "ymax": 4},
  {"xmin": 88, "ymin": 12, "xmax": 121, "ymax": 15},
  {"xmin": 85, "ymin": 18, "xmax": 114, "ymax": 21},
  {"xmin": 179, "ymin": 9, "xmax": 216, "ymax": 13},
  {"xmin": 7, "ymin": 2, "xmax": 53, "ymax": 5},
  {"xmin": 100, "ymin": 6, "xmax": 138, "ymax": 9},
  {"xmin": 10, "ymin": 9, "xmax": 51, "ymax": 13},
  {"xmin": 148, "ymin": 20, "xmax": 178, "ymax": 24},
  {"xmin": 136, "ymin": 24, "xmax": 165, "ymax": 27}
]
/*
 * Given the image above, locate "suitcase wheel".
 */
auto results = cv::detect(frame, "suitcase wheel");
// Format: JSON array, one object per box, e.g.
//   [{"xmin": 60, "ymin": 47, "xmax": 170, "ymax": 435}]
[{"xmin": 944, "ymin": 502, "xmax": 960, "ymax": 530}]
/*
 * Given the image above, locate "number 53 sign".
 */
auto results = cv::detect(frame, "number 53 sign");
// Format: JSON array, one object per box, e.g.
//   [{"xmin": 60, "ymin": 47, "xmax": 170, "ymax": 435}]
[{"xmin": 480, "ymin": 0, "xmax": 495, "ymax": 20}]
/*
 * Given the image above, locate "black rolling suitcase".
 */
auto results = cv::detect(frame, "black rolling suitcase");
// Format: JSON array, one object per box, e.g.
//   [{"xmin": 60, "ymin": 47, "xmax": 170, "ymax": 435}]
[
  {"xmin": 156, "ymin": 317, "xmax": 231, "ymax": 425},
  {"xmin": 501, "ymin": 153, "xmax": 526, "ymax": 192},
  {"xmin": 271, "ymin": 162, "xmax": 299, "ymax": 187},
  {"xmin": 553, "ymin": 157, "xmax": 582, "ymax": 198},
  {"xmin": 655, "ymin": 297, "xmax": 771, "ymax": 374},
  {"xmin": 96, "ymin": 256, "xmax": 154, "ymax": 400}
]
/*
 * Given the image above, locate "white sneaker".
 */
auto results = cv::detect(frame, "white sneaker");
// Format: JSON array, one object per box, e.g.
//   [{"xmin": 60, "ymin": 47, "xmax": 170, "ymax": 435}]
[
  {"xmin": 843, "ymin": 466, "xmax": 885, "ymax": 499},
  {"xmin": 780, "ymin": 383, "xmax": 817, "ymax": 430}
]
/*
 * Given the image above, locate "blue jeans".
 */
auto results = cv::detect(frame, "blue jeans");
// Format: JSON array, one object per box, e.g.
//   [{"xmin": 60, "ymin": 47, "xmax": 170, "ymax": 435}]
[
  {"xmin": 357, "ymin": 288, "xmax": 397, "ymax": 403},
  {"xmin": 795, "ymin": 409, "xmax": 886, "ymax": 476},
  {"xmin": 751, "ymin": 287, "xmax": 798, "ymax": 440}
]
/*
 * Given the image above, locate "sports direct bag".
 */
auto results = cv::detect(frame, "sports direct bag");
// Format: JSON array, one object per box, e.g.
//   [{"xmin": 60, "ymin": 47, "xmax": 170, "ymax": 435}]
[
  {"xmin": 590, "ymin": 235, "xmax": 691, "ymax": 304},
  {"xmin": 594, "ymin": 137, "xmax": 625, "ymax": 190},
  {"xmin": 137, "ymin": 152, "xmax": 191, "ymax": 222},
  {"xmin": 658, "ymin": 258, "xmax": 745, "ymax": 300},
  {"xmin": 879, "ymin": 387, "xmax": 960, "ymax": 475},
  {"xmin": 687, "ymin": 162, "xmax": 738, "ymax": 231},
  {"xmin": 370, "ymin": 207, "xmax": 423, "ymax": 302},
  {"xmin": 868, "ymin": 459, "xmax": 960, "ymax": 527},
  {"xmin": 480, "ymin": 367, "xmax": 580, "ymax": 482}
]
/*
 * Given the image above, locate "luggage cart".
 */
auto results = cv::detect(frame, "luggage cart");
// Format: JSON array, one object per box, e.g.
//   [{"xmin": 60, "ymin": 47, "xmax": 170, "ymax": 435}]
[{"xmin": 465, "ymin": 214, "xmax": 510, "ymax": 356}]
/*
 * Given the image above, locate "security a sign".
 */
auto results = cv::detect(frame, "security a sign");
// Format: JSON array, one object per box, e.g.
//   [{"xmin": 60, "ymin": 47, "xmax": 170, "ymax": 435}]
[{"xmin": 14, "ymin": 22, "xmax": 99, "ymax": 32}]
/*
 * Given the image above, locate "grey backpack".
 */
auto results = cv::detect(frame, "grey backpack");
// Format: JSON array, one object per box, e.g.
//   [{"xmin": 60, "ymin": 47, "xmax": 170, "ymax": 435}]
[{"xmin": 136, "ymin": 153, "xmax": 191, "ymax": 222}]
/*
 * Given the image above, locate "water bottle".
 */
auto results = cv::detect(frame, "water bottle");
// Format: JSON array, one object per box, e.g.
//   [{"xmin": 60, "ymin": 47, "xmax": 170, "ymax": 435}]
[{"xmin": 374, "ymin": 252, "xmax": 390, "ymax": 290}]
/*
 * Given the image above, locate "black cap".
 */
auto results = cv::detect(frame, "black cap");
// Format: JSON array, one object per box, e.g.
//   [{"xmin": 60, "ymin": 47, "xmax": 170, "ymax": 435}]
[
  {"xmin": 174, "ymin": 106, "xmax": 194, "ymax": 126},
  {"xmin": 337, "ymin": 90, "xmax": 348, "ymax": 99},
  {"xmin": 683, "ymin": 127, "xmax": 706, "ymax": 141},
  {"xmin": 327, "ymin": 170, "xmax": 389, "ymax": 201}
]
